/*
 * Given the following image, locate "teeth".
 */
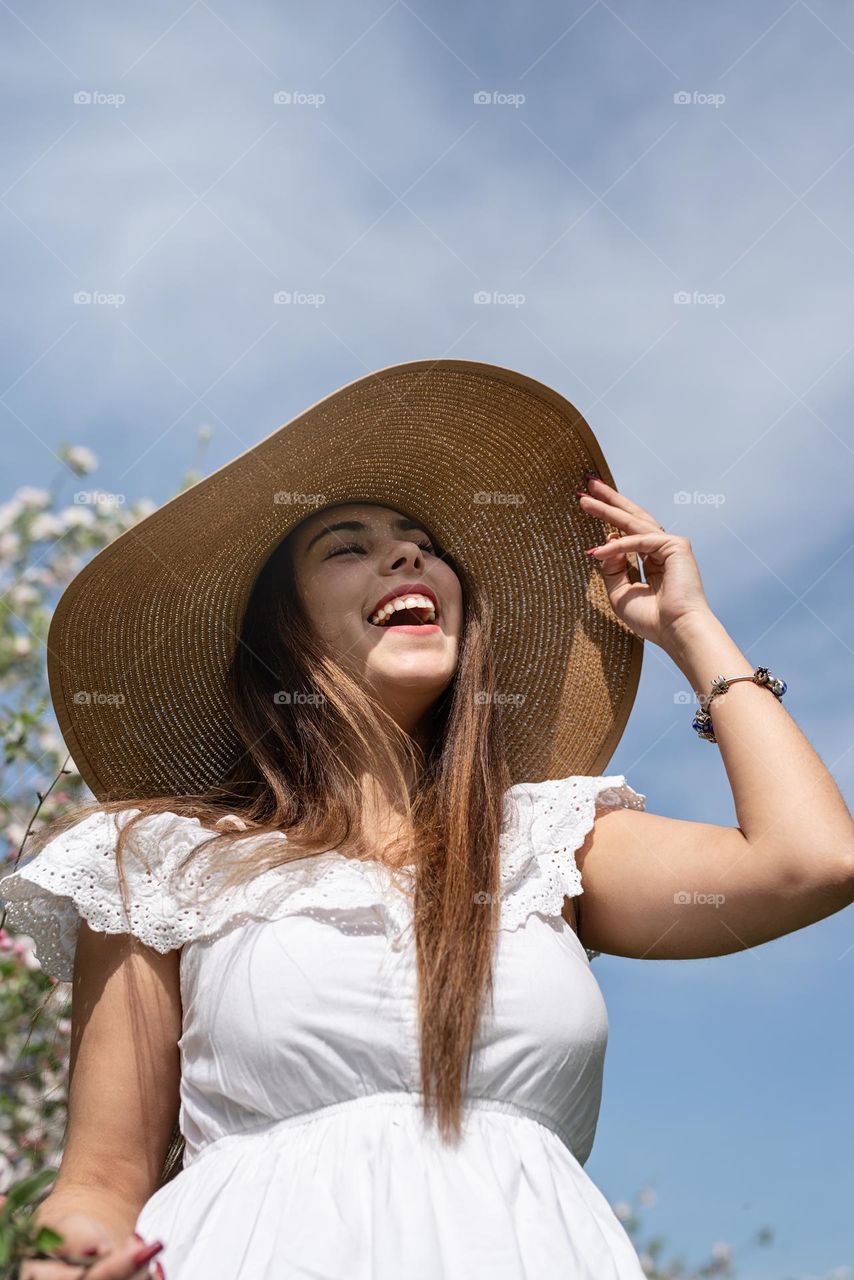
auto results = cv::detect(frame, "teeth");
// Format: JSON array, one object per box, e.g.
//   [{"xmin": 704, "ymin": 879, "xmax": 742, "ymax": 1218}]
[{"xmin": 369, "ymin": 593, "xmax": 437, "ymax": 626}]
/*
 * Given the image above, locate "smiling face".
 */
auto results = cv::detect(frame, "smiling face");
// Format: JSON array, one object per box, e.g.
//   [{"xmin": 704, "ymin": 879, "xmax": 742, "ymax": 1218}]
[{"xmin": 290, "ymin": 502, "xmax": 463, "ymax": 738}]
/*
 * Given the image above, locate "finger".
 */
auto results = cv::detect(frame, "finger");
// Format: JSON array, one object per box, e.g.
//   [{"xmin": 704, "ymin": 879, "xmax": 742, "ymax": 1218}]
[
  {"xmin": 85, "ymin": 1238, "xmax": 164, "ymax": 1280},
  {"xmin": 578, "ymin": 491, "xmax": 659, "ymax": 535},
  {"xmin": 581, "ymin": 476, "xmax": 662, "ymax": 526},
  {"xmin": 588, "ymin": 531, "xmax": 675, "ymax": 558}
]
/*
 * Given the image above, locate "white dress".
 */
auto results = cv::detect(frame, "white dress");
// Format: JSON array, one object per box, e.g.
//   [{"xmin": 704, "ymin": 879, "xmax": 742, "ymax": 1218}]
[{"xmin": 0, "ymin": 773, "xmax": 648, "ymax": 1279}]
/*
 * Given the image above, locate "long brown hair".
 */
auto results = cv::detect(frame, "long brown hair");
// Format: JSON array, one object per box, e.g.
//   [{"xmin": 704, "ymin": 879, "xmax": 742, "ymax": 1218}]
[{"xmin": 29, "ymin": 517, "xmax": 512, "ymax": 1192}]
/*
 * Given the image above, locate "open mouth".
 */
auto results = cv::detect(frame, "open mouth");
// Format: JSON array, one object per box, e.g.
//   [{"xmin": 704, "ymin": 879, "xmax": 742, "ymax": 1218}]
[
  {"xmin": 367, "ymin": 592, "xmax": 439, "ymax": 628},
  {"xmin": 368, "ymin": 604, "xmax": 437, "ymax": 628}
]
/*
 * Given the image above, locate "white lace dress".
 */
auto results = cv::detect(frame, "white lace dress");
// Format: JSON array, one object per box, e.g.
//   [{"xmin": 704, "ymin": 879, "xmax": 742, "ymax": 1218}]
[{"xmin": 0, "ymin": 774, "xmax": 648, "ymax": 1279}]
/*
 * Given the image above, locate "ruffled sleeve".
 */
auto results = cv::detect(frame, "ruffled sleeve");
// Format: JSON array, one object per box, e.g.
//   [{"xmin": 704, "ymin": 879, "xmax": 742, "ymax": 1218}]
[
  {"xmin": 498, "ymin": 774, "xmax": 647, "ymax": 961},
  {"xmin": 0, "ymin": 808, "xmax": 208, "ymax": 983},
  {"xmin": 0, "ymin": 808, "xmax": 425, "ymax": 979}
]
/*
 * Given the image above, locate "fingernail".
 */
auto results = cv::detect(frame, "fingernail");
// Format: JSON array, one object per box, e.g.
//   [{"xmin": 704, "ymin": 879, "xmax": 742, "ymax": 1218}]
[
  {"xmin": 153, "ymin": 1263, "xmax": 166, "ymax": 1280},
  {"xmin": 82, "ymin": 1246, "xmax": 101, "ymax": 1256},
  {"xmin": 132, "ymin": 1240, "xmax": 164, "ymax": 1267}
]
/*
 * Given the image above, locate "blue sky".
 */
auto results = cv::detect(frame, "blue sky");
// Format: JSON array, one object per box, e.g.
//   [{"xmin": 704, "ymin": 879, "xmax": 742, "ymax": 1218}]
[{"xmin": 2, "ymin": 2, "xmax": 854, "ymax": 1273}]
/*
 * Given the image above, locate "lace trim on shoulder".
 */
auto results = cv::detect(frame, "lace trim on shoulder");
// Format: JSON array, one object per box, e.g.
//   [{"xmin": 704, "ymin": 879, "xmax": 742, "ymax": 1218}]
[
  {"xmin": 0, "ymin": 808, "xmax": 416, "ymax": 981},
  {"xmin": 497, "ymin": 774, "xmax": 646, "ymax": 961},
  {"xmin": 0, "ymin": 808, "xmax": 185, "ymax": 982},
  {"xmin": 0, "ymin": 779, "xmax": 646, "ymax": 978}
]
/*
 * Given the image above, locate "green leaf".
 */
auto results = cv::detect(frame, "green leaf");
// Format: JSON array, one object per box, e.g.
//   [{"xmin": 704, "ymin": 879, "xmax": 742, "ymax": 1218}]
[{"xmin": 2, "ymin": 1166, "xmax": 57, "ymax": 1212}]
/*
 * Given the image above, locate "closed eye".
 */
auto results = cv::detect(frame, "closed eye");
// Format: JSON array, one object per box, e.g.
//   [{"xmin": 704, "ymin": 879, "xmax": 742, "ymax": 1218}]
[{"xmin": 326, "ymin": 540, "xmax": 435, "ymax": 559}]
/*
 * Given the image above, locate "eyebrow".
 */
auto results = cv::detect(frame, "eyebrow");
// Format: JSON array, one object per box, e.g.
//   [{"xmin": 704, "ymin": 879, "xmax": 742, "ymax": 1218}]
[{"xmin": 305, "ymin": 516, "xmax": 430, "ymax": 554}]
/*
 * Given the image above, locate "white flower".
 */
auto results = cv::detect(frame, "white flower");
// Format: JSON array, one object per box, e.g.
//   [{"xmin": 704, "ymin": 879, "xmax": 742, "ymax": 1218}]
[
  {"xmin": 58, "ymin": 506, "xmax": 96, "ymax": 530},
  {"xmin": 29, "ymin": 513, "xmax": 64, "ymax": 541},
  {"xmin": 0, "ymin": 1151, "xmax": 15, "ymax": 1194},
  {"xmin": 130, "ymin": 497, "xmax": 157, "ymax": 519},
  {"xmin": 0, "ymin": 499, "xmax": 23, "ymax": 531},
  {"xmin": 6, "ymin": 582, "xmax": 40, "ymax": 607},
  {"xmin": 0, "ymin": 530, "xmax": 20, "ymax": 558},
  {"xmin": 12, "ymin": 934, "xmax": 42, "ymax": 971},
  {"xmin": 5, "ymin": 821, "xmax": 30, "ymax": 848},
  {"xmin": 16, "ymin": 487, "xmax": 51, "ymax": 509},
  {"xmin": 711, "ymin": 1242, "xmax": 732, "ymax": 1262},
  {"xmin": 65, "ymin": 445, "xmax": 98, "ymax": 475},
  {"xmin": 613, "ymin": 1202, "xmax": 632, "ymax": 1221},
  {"xmin": 12, "ymin": 636, "xmax": 32, "ymax": 657}
]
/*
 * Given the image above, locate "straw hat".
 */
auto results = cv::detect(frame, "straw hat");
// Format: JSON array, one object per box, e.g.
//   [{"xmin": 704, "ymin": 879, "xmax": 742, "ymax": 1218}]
[{"xmin": 47, "ymin": 358, "xmax": 644, "ymax": 801}]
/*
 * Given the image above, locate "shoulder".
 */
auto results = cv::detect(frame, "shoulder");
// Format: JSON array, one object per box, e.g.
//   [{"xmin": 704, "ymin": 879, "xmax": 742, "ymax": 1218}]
[
  {"xmin": 498, "ymin": 774, "xmax": 646, "ymax": 960},
  {"xmin": 0, "ymin": 806, "xmax": 224, "ymax": 982}
]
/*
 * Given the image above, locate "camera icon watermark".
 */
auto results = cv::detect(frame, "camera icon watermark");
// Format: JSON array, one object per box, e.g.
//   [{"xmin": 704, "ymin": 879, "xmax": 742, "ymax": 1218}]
[
  {"xmin": 673, "ymin": 490, "xmax": 726, "ymax": 506},
  {"xmin": 472, "ymin": 491, "xmax": 525, "ymax": 506},
  {"xmin": 73, "ymin": 290, "xmax": 126, "ymax": 308},
  {"xmin": 273, "ymin": 90, "xmax": 326, "ymax": 107},
  {"xmin": 673, "ymin": 890, "xmax": 726, "ymax": 907},
  {"xmin": 473, "ymin": 690, "xmax": 526, "ymax": 707},
  {"xmin": 473, "ymin": 289, "xmax": 525, "ymax": 307},
  {"xmin": 273, "ymin": 290, "xmax": 326, "ymax": 307},
  {"xmin": 473, "ymin": 90, "xmax": 526, "ymax": 108},
  {"xmin": 673, "ymin": 290, "xmax": 725, "ymax": 307},
  {"xmin": 73, "ymin": 90, "xmax": 126, "ymax": 108},
  {"xmin": 273, "ymin": 690, "xmax": 326, "ymax": 706},
  {"xmin": 672, "ymin": 90, "xmax": 725, "ymax": 109},
  {"xmin": 73, "ymin": 490, "xmax": 126, "ymax": 508},
  {"xmin": 72, "ymin": 689, "xmax": 126, "ymax": 706},
  {"xmin": 273, "ymin": 491, "xmax": 327, "ymax": 506}
]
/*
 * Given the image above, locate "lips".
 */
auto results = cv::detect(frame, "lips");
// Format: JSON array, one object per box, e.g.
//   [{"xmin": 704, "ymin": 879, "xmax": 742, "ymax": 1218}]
[{"xmin": 367, "ymin": 582, "xmax": 439, "ymax": 622}]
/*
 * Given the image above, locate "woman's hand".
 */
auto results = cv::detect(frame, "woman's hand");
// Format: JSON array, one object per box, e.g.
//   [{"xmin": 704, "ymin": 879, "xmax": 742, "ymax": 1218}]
[
  {"xmin": 578, "ymin": 475, "xmax": 714, "ymax": 648},
  {"xmin": 12, "ymin": 1204, "xmax": 164, "ymax": 1280}
]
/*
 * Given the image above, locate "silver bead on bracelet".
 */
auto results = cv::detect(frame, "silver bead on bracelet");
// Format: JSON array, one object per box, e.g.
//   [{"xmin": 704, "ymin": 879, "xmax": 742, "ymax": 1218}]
[{"xmin": 692, "ymin": 665, "xmax": 787, "ymax": 743}]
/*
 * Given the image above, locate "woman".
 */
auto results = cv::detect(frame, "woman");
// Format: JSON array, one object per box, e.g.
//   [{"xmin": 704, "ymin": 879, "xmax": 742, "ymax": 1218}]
[{"xmin": 3, "ymin": 359, "xmax": 853, "ymax": 1279}]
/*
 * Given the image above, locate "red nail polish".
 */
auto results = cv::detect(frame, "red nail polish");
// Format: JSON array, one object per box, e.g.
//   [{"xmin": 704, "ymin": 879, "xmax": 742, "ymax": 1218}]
[{"xmin": 132, "ymin": 1240, "xmax": 164, "ymax": 1268}]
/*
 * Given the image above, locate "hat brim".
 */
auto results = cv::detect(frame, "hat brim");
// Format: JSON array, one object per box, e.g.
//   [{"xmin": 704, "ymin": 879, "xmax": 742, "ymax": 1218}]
[{"xmin": 47, "ymin": 358, "xmax": 643, "ymax": 799}]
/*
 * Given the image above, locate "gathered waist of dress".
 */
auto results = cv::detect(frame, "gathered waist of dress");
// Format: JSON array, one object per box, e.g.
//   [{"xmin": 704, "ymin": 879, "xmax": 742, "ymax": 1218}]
[{"xmin": 183, "ymin": 1090, "xmax": 580, "ymax": 1169}]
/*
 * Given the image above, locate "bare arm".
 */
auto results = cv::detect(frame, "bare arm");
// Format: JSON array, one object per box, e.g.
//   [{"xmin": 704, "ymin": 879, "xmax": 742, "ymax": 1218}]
[
  {"xmin": 576, "ymin": 611, "xmax": 854, "ymax": 959},
  {"xmin": 35, "ymin": 920, "xmax": 183, "ymax": 1232}
]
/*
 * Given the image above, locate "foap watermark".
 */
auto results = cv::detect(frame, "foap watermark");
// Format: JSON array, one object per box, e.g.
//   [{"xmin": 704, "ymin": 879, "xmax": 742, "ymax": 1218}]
[
  {"xmin": 673, "ymin": 290, "xmax": 725, "ymax": 308},
  {"xmin": 673, "ymin": 490, "xmax": 726, "ymax": 506},
  {"xmin": 675, "ymin": 688, "xmax": 716, "ymax": 711},
  {"xmin": 473, "ymin": 690, "xmax": 526, "ymax": 707},
  {"xmin": 273, "ymin": 690, "xmax": 326, "ymax": 706},
  {"xmin": 273, "ymin": 90, "xmax": 326, "ymax": 108},
  {"xmin": 273, "ymin": 491, "xmax": 327, "ymax": 506},
  {"xmin": 73, "ymin": 89, "xmax": 126, "ymax": 108},
  {"xmin": 273, "ymin": 290, "xmax": 325, "ymax": 307},
  {"xmin": 73, "ymin": 290, "xmax": 126, "ymax": 308},
  {"xmin": 74, "ymin": 490, "xmax": 126, "ymax": 508},
  {"xmin": 473, "ymin": 491, "xmax": 525, "ymax": 505},
  {"xmin": 673, "ymin": 890, "xmax": 726, "ymax": 908},
  {"xmin": 72, "ymin": 690, "xmax": 126, "ymax": 706},
  {"xmin": 473, "ymin": 90, "xmax": 525, "ymax": 108},
  {"xmin": 473, "ymin": 891, "xmax": 502, "ymax": 905},
  {"xmin": 673, "ymin": 90, "xmax": 725, "ymax": 109},
  {"xmin": 473, "ymin": 289, "xmax": 525, "ymax": 307}
]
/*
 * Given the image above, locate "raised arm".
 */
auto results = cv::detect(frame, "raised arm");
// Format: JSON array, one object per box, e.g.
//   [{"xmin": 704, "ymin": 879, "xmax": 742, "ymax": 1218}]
[{"xmin": 576, "ymin": 611, "xmax": 854, "ymax": 960}]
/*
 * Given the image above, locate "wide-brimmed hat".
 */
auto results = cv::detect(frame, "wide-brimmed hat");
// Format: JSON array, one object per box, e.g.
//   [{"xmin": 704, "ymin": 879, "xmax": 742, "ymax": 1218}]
[{"xmin": 47, "ymin": 358, "xmax": 644, "ymax": 800}]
